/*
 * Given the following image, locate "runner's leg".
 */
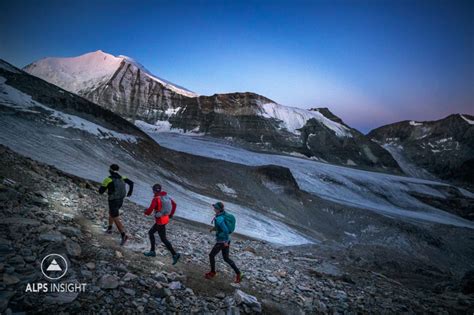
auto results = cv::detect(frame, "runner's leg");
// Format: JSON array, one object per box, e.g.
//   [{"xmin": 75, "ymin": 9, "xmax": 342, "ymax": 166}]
[{"xmin": 157, "ymin": 225, "xmax": 177, "ymax": 256}]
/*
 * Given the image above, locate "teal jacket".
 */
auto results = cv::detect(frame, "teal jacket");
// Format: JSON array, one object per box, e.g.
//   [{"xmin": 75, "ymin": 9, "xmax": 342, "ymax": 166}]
[{"xmin": 214, "ymin": 212, "xmax": 230, "ymax": 242}]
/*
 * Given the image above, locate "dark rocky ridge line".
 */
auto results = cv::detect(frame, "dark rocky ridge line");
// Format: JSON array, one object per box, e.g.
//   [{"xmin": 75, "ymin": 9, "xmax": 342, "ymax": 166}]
[{"xmin": 368, "ymin": 114, "xmax": 474, "ymax": 188}]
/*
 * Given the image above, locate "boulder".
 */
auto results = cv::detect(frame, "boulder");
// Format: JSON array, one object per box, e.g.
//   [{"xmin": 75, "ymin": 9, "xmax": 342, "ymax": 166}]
[
  {"xmin": 58, "ymin": 226, "xmax": 82, "ymax": 237},
  {"xmin": 0, "ymin": 291, "xmax": 15, "ymax": 312},
  {"xmin": 99, "ymin": 274, "xmax": 119, "ymax": 289},
  {"xmin": 234, "ymin": 289, "xmax": 262, "ymax": 313},
  {"xmin": 85, "ymin": 262, "xmax": 95, "ymax": 270},
  {"xmin": 65, "ymin": 239, "xmax": 82, "ymax": 257},
  {"xmin": 3, "ymin": 274, "xmax": 20, "ymax": 285},
  {"xmin": 39, "ymin": 231, "xmax": 66, "ymax": 243},
  {"xmin": 44, "ymin": 292, "xmax": 79, "ymax": 304},
  {"xmin": 158, "ymin": 287, "xmax": 172, "ymax": 298},
  {"xmin": 122, "ymin": 288, "xmax": 136, "ymax": 296},
  {"xmin": 122, "ymin": 272, "xmax": 138, "ymax": 282},
  {"xmin": 154, "ymin": 272, "xmax": 168, "ymax": 283},
  {"xmin": 168, "ymin": 281, "xmax": 182, "ymax": 290}
]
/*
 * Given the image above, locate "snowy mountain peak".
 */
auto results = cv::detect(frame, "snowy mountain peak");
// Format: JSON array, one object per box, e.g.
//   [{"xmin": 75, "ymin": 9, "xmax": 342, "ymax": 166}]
[{"xmin": 24, "ymin": 50, "xmax": 198, "ymax": 97}]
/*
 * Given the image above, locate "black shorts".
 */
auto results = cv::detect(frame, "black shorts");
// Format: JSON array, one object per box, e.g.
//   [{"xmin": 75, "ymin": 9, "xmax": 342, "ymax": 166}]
[{"xmin": 108, "ymin": 199, "xmax": 123, "ymax": 218}]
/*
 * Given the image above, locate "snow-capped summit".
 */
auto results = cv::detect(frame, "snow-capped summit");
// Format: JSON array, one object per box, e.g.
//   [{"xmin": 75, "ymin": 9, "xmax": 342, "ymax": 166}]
[
  {"xmin": 24, "ymin": 50, "xmax": 122, "ymax": 95},
  {"xmin": 24, "ymin": 50, "xmax": 197, "ymax": 98}
]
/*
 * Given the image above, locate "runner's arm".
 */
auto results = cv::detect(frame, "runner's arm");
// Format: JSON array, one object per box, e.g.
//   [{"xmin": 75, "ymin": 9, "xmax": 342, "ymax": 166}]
[
  {"xmin": 169, "ymin": 199, "xmax": 177, "ymax": 218},
  {"xmin": 124, "ymin": 178, "xmax": 134, "ymax": 197},
  {"xmin": 144, "ymin": 197, "xmax": 162, "ymax": 215},
  {"xmin": 144, "ymin": 198, "xmax": 157, "ymax": 215},
  {"xmin": 99, "ymin": 178, "xmax": 111, "ymax": 194}
]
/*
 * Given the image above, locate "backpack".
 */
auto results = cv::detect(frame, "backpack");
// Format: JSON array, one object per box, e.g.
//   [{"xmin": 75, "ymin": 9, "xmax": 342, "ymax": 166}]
[
  {"xmin": 223, "ymin": 212, "xmax": 236, "ymax": 234},
  {"xmin": 109, "ymin": 177, "xmax": 126, "ymax": 200},
  {"xmin": 155, "ymin": 195, "xmax": 176, "ymax": 218}
]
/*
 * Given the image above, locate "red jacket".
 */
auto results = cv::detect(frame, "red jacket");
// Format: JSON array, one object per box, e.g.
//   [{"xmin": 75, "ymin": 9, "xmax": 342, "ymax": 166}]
[{"xmin": 144, "ymin": 191, "xmax": 176, "ymax": 225}]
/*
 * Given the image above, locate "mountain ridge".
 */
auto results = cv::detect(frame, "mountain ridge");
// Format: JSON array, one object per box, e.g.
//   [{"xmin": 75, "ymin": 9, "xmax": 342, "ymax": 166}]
[
  {"xmin": 23, "ymin": 51, "xmax": 401, "ymax": 172},
  {"xmin": 368, "ymin": 113, "xmax": 474, "ymax": 187}
]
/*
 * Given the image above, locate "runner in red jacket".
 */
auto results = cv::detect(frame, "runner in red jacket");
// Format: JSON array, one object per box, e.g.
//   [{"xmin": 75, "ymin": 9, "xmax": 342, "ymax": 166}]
[{"xmin": 143, "ymin": 184, "xmax": 180, "ymax": 265}]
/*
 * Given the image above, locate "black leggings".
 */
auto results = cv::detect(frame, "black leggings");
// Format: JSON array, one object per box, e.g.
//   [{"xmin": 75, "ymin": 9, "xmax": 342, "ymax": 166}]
[
  {"xmin": 148, "ymin": 224, "xmax": 176, "ymax": 256},
  {"xmin": 209, "ymin": 242, "xmax": 240, "ymax": 275}
]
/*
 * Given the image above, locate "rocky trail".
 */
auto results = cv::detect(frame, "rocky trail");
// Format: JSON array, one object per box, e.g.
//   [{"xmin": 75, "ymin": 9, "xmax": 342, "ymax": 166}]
[{"xmin": 1, "ymin": 145, "xmax": 474, "ymax": 314}]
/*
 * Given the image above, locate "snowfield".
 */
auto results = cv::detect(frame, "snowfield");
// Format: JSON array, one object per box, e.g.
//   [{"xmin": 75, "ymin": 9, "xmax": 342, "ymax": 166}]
[
  {"xmin": 141, "ymin": 130, "xmax": 474, "ymax": 229},
  {"xmin": 135, "ymin": 120, "xmax": 203, "ymax": 135},
  {"xmin": 0, "ymin": 76, "xmax": 138, "ymax": 143},
  {"xmin": 381, "ymin": 143, "xmax": 437, "ymax": 180},
  {"xmin": 260, "ymin": 102, "xmax": 352, "ymax": 137}
]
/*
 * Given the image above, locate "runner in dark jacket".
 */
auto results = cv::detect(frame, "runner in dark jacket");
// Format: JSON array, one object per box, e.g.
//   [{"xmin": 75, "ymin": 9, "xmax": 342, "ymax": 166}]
[{"xmin": 99, "ymin": 164, "xmax": 133, "ymax": 245}]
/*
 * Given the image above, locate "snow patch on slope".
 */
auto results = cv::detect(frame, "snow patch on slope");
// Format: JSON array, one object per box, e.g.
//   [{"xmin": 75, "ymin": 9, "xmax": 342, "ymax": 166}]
[
  {"xmin": 260, "ymin": 102, "xmax": 352, "ymax": 137},
  {"xmin": 135, "ymin": 120, "xmax": 203, "ymax": 135},
  {"xmin": 409, "ymin": 121, "xmax": 423, "ymax": 126},
  {"xmin": 382, "ymin": 143, "xmax": 437, "ymax": 180},
  {"xmin": 0, "ymin": 76, "xmax": 137, "ymax": 143},
  {"xmin": 216, "ymin": 183, "xmax": 237, "ymax": 197},
  {"xmin": 460, "ymin": 114, "xmax": 474, "ymax": 125}
]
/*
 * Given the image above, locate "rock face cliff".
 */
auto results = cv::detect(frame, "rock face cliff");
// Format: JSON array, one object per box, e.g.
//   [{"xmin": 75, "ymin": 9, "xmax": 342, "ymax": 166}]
[
  {"xmin": 368, "ymin": 114, "xmax": 474, "ymax": 186},
  {"xmin": 24, "ymin": 51, "xmax": 400, "ymax": 172}
]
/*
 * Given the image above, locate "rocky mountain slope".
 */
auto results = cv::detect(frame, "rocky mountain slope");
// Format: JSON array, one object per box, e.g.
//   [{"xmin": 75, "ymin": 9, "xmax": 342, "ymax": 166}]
[
  {"xmin": 3, "ymin": 58, "xmax": 474, "ymax": 229},
  {"xmin": 23, "ymin": 51, "xmax": 400, "ymax": 172},
  {"xmin": 2, "ymin": 58, "xmax": 474, "ymax": 313},
  {"xmin": 368, "ymin": 114, "xmax": 474, "ymax": 187},
  {"xmin": 0, "ymin": 58, "xmax": 318, "ymax": 245},
  {"xmin": 2, "ymin": 145, "xmax": 474, "ymax": 314}
]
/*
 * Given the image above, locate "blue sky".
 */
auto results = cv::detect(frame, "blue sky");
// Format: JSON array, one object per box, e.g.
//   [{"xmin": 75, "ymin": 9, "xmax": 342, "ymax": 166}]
[{"xmin": 1, "ymin": 0, "xmax": 472, "ymax": 132}]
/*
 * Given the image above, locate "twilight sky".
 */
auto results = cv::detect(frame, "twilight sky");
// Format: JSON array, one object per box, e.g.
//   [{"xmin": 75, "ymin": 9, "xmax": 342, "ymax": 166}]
[{"xmin": 0, "ymin": 0, "xmax": 473, "ymax": 132}]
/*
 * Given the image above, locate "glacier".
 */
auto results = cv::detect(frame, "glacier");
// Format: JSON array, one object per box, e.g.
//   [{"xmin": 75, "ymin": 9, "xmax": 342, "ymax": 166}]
[
  {"xmin": 140, "ymin": 130, "xmax": 474, "ymax": 229},
  {"xmin": 0, "ymin": 77, "xmax": 310, "ymax": 245}
]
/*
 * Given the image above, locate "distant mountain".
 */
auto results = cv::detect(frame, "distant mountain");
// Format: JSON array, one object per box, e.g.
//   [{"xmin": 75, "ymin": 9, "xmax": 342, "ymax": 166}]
[
  {"xmin": 368, "ymin": 114, "xmax": 474, "ymax": 186},
  {"xmin": 24, "ymin": 50, "xmax": 400, "ymax": 172},
  {"xmin": 23, "ymin": 50, "xmax": 197, "ymax": 119}
]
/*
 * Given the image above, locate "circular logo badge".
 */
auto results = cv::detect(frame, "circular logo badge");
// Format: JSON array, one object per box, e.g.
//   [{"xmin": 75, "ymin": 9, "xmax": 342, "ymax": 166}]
[{"xmin": 41, "ymin": 254, "xmax": 68, "ymax": 280}]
